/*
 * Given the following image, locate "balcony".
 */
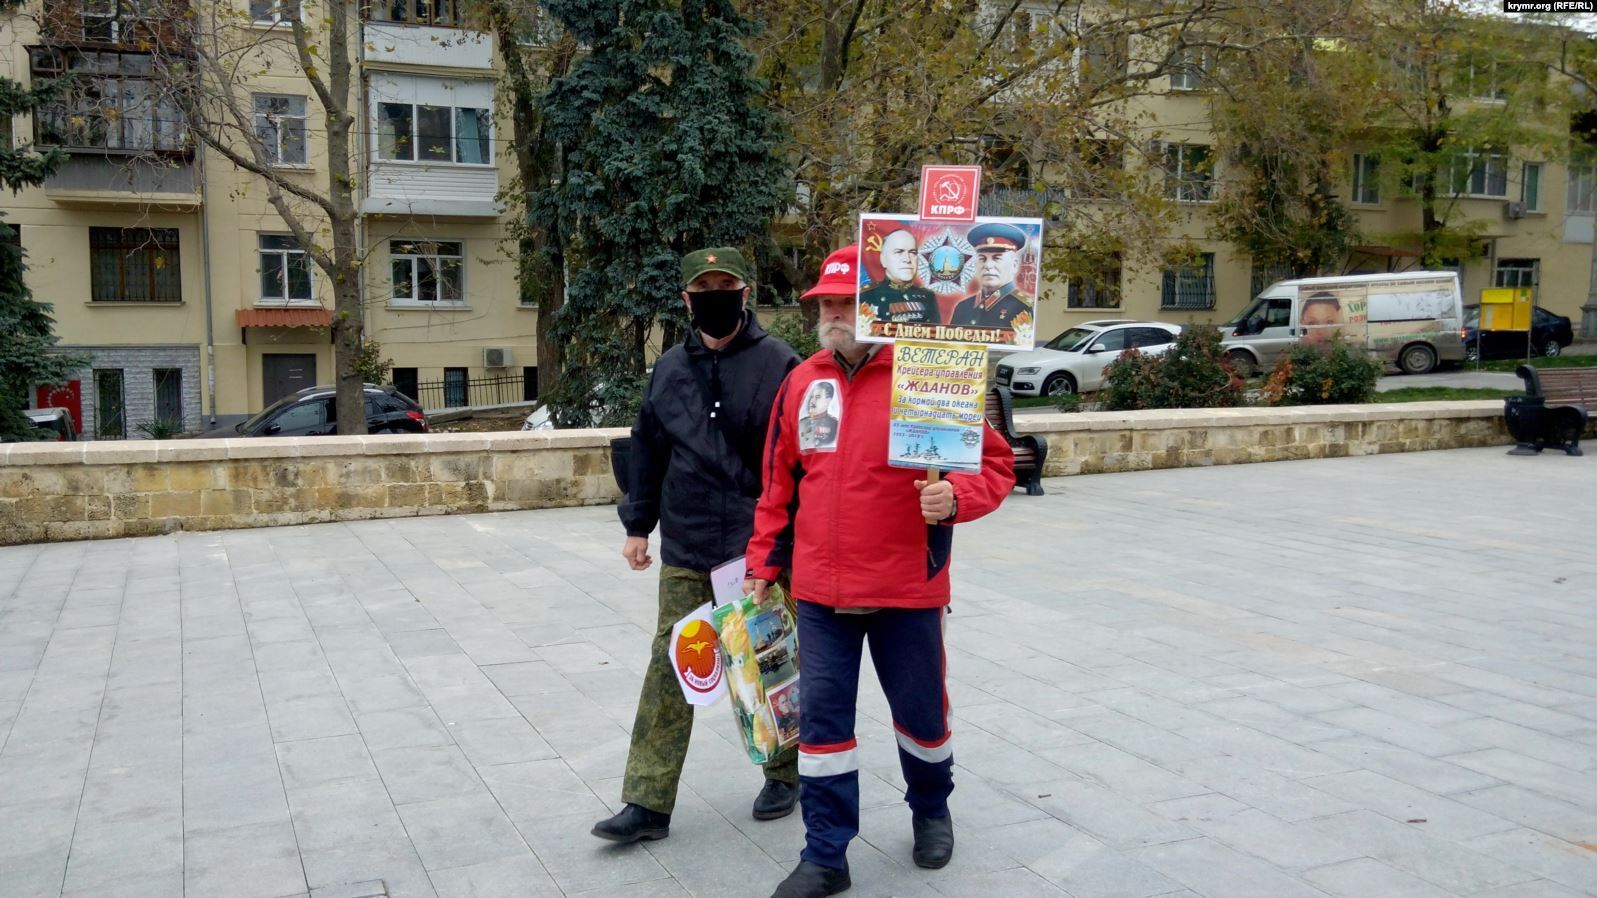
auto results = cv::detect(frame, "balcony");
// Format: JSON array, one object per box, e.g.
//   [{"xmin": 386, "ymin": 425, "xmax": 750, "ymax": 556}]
[
  {"xmin": 362, "ymin": 161, "xmax": 499, "ymax": 218},
  {"xmin": 363, "ymin": 22, "xmax": 494, "ymax": 70},
  {"xmin": 43, "ymin": 155, "xmax": 200, "ymax": 209}
]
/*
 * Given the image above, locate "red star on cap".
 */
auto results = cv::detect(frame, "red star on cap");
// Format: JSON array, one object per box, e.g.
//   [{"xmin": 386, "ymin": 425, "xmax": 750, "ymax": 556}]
[{"xmin": 706, "ymin": 254, "xmax": 717, "ymax": 263}]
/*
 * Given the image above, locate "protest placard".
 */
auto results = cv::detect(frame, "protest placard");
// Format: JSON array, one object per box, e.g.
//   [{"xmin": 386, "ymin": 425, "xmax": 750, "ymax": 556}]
[
  {"xmin": 888, "ymin": 339, "xmax": 988, "ymax": 474},
  {"xmin": 855, "ymin": 213, "xmax": 1044, "ymax": 350}
]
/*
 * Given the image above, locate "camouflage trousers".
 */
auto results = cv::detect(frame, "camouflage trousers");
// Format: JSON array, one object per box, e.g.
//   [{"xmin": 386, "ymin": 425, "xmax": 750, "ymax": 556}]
[{"xmin": 621, "ymin": 564, "xmax": 798, "ymax": 815}]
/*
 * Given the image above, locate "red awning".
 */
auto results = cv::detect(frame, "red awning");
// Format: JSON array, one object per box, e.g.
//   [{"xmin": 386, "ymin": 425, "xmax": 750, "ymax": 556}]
[{"xmin": 236, "ymin": 308, "xmax": 333, "ymax": 328}]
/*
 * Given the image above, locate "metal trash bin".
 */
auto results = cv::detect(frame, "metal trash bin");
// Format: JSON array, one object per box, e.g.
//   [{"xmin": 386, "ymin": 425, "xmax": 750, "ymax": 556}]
[
  {"xmin": 1504, "ymin": 394, "xmax": 1546, "ymax": 453},
  {"xmin": 610, "ymin": 436, "xmax": 632, "ymax": 494}
]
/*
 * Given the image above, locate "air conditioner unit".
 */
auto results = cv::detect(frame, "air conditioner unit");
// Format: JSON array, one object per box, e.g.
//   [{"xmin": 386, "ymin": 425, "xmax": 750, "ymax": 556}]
[
  {"xmin": 482, "ymin": 347, "xmax": 513, "ymax": 368},
  {"xmin": 1505, "ymin": 201, "xmax": 1527, "ymax": 220}
]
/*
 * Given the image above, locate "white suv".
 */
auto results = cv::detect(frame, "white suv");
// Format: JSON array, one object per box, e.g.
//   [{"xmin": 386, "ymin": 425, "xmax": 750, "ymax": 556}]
[{"xmin": 996, "ymin": 320, "xmax": 1182, "ymax": 397}]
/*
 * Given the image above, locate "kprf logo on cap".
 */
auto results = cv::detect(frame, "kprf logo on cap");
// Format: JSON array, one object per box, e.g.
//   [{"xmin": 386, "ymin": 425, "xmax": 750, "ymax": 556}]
[{"xmin": 824, "ymin": 260, "xmax": 851, "ymax": 275}]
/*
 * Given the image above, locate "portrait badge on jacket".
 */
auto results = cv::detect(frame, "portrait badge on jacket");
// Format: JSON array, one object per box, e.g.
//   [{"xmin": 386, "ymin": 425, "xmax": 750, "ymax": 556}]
[{"xmin": 797, "ymin": 379, "xmax": 841, "ymax": 453}]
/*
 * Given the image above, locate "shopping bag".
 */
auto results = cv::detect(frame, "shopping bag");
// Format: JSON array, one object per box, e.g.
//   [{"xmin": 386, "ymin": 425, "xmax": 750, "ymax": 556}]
[
  {"xmin": 668, "ymin": 601, "xmax": 726, "ymax": 706},
  {"xmin": 712, "ymin": 585, "xmax": 801, "ymax": 764}
]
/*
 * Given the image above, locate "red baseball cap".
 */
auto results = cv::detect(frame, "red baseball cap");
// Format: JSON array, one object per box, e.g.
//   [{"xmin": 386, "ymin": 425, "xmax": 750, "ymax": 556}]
[{"xmin": 800, "ymin": 244, "xmax": 862, "ymax": 299}]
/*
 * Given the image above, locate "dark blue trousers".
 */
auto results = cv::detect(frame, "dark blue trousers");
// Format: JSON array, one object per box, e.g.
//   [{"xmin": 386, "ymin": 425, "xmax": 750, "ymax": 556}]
[{"xmin": 795, "ymin": 600, "xmax": 953, "ymax": 870}]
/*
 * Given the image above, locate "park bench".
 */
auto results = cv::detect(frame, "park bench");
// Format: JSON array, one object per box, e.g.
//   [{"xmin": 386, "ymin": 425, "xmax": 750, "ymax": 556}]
[
  {"xmin": 1505, "ymin": 365, "xmax": 1596, "ymax": 456},
  {"xmin": 985, "ymin": 386, "xmax": 1048, "ymax": 496}
]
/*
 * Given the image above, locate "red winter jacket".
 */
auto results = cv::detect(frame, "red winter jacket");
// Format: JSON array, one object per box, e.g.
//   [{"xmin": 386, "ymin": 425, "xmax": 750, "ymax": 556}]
[{"xmin": 745, "ymin": 348, "xmax": 1016, "ymax": 609}]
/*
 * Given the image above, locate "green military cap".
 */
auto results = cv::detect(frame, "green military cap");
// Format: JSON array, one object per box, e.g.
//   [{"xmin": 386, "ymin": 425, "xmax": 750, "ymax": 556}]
[{"xmin": 682, "ymin": 247, "xmax": 752, "ymax": 287}]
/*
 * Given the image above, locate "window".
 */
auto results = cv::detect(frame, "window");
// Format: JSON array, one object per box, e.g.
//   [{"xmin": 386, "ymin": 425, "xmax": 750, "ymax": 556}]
[
  {"xmin": 1075, "ymin": 139, "xmax": 1123, "ymax": 199},
  {"xmin": 249, "ymin": 0, "xmax": 293, "ymax": 23},
  {"xmin": 522, "ymin": 366, "xmax": 539, "ymax": 401},
  {"xmin": 391, "ymin": 367, "xmax": 418, "ymax": 403},
  {"xmin": 90, "ymin": 227, "xmax": 181, "ymax": 302},
  {"xmin": 252, "ymin": 94, "xmax": 307, "ymax": 165},
  {"xmin": 1568, "ymin": 149, "xmax": 1597, "ymax": 213},
  {"xmin": 1352, "ymin": 153, "xmax": 1380, "ymax": 205},
  {"xmin": 1091, "ymin": 329, "xmax": 1128, "ymax": 352},
  {"xmin": 31, "ymin": 49, "xmax": 186, "ymax": 152},
  {"xmin": 1, "ymin": 110, "xmax": 11, "ymax": 149},
  {"xmin": 1448, "ymin": 147, "xmax": 1508, "ymax": 197},
  {"xmin": 1494, "ymin": 259, "xmax": 1538, "ymax": 289},
  {"xmin": 1459, "ymin": 56, "xmax": 1509, "ymax": 101},
  {"xmin": 82, "ymin": 0, "xmax": 121, "ymax": 41},
  {"xmin": 273, "ymin": 399, "xmax": 329, "ymax": 431},
  {"xmin": 1170, "ymin": 44, "xmax": 1216, "ymax": 91},
  {"xmin": 1067, "ymin": 255, "xmax": 1122, "ymax": 308},
  {"xmin": 377, "ymin": 102, "xmax": 491, "ymax": 164},
  {"xmin": 980, "ymin": 136, "xmax": 1030, "ymax": 190},
  {"xmin": 1250, "ymin": 261, "xmax": 1292, "ymax": 298},
  {"xmin": 370, "ymin": 0, "xmax": 459, "ymax": 27},
  {"xmin": 1161, "ymin": 253, "xmax": 1215, "ymax": 310},
  {"xmin": 259, "ymin": 235, "xmax": 313, "ymax": 304},
  {"xmin": 154, "ymin": 368, "xmax": 182, "ymax": 428},
  {"xmin": 390, "ymin": 240, "xmax": 464, "ymax": 304},
  {"xmin": 1263, "ymin": 297, "xmax": 1292, "ymax": 328},
  {"xmin": 1164, "ymin": 143, "xmax": 1214, "ymax": 202},
  {"xmin": 94, "ymin": 369, "xmax": 125, "ymax": 439},
  {"xmin": 1522, "ymin": 162, "xmax": 1542, "ymax": 212},
  {"xmin": 1128, "ymin": 327, "xmax": 1176, "ymax": 349},
  {"xmin": 1081, "ymin": 29, "xmax": 1129, "ymax": 85},
  {"xmin": 443, "ymin": 367, "xmax": 468, "ymax": 408}
]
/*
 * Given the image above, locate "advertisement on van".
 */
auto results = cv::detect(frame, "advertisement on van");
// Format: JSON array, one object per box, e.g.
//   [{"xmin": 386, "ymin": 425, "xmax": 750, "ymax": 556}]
[{"xmin": 1306, "ymin": 278, "xmax": 1459, "ymax": 350}]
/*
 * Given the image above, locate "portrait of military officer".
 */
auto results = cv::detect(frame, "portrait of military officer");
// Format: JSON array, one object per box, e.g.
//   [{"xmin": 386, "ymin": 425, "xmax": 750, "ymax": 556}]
[
  {"xmin": 948, "ymin": 222, "xmax": 1033, "ymax": 329},
  {"xmin": 860, "ymin": 229, "xmax": 940, "ymax": 325},
  {"xmin": 798, "ymin": 380, "xmax": 840, "ymax": 452}
]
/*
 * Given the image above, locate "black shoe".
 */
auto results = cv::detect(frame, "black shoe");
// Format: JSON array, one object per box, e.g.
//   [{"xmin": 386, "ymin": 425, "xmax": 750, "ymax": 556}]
[
  {"xmin": 770, "ymin": 860, "xmax": 851, "ymax": 898},
  {"xmin": 753, "ymin": 779, "xmax": 801, "ymax": 821},
  {"xmin": 912, "ymin": 813, "xmax": 954, "ymax": 869},
  {"xmin": 590, "ymin": 803, "xmax": 670, "ymax": 843}
]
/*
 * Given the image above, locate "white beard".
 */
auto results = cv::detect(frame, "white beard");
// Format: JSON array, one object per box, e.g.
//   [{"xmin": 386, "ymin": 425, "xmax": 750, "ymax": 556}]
[{"xmin": 817, "ymin": 322, "xmax": 857, "ymax": 354}]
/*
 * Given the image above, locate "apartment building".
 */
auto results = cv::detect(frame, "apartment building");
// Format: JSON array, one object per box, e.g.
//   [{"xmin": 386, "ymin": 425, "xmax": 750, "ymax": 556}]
[
  {"xmin": 2, "ymin": 0, "xmax": 534, "ymax": 438},
  {"xmin": 6, "ymin": 3, "xmax": 1596, "ymax": 439},
  {"xmin": 977, "ymin": 25, "xmax": 1597, "ymax": 344}
]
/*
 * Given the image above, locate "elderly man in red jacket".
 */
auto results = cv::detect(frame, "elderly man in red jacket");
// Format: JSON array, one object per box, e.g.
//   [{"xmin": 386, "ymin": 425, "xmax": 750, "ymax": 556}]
[{"xmin": 746, "ymin": 245, "xmax": 1016, "ymax": 898}]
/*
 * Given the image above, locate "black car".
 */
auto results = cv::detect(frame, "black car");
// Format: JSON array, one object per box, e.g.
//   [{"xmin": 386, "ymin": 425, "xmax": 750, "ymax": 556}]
[
  {"xmin": 203, "ymin": 385, "xmax": 429, "ymax": 437},
  {"xmin": 1463, "ymin": 304, "xmax": 1574, "ymax": 362}
]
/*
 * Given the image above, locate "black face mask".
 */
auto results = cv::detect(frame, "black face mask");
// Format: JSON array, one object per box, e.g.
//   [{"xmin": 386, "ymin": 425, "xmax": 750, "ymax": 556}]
[{"xmin": 688, "ymin": 289, "xmax": 746, "ymax": 339}]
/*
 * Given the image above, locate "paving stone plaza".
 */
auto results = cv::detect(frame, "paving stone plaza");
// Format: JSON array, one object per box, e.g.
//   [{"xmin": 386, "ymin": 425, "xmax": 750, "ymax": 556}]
[{"xmin": 1, "ymin": 446, "xmax": 1594, "ymax": 898}]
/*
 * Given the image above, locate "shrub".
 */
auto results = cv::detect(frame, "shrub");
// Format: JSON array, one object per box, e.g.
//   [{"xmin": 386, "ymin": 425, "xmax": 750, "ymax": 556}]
[
  {"xmin": 135, "ymin": 418, "xmax": 183, "ymax": 439},
  {"xmin": 1264, "ymin": 340, "xmax": 1384, "ymax": 405},
  {"xmin": 1053, "ymin": 392, "xmax": 1083, "ymax": 414},
  {"xmin": 1101, "ymin": 327, "xmax": 1244, "ymax": 410},
  {"xmin": 764, "ymin": 310, "xmax": 820, "ymax": 358}
]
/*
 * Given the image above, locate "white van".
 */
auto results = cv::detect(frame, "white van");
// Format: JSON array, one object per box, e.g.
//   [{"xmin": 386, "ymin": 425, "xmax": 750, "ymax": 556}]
[{"xmin": 1220, "ymin": 272, "xmax": 1465, "ymax": 376}]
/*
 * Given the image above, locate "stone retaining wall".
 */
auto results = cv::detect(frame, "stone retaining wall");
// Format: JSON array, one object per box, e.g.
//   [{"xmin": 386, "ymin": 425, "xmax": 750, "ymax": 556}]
[
  {"xmin": 1, "ymin": 402, "xmax": 1514, "ymax": 546},
  {"xmin": 0, "ymin": 430, "xmax": 629, "ymax": 546},
  {"xmin": 1016, "ymin": 400, "xmax": 1510, "ymax": 476}
]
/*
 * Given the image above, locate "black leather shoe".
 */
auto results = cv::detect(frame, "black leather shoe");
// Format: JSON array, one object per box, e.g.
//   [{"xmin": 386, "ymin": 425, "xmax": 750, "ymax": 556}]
[
  {"xmin": 590, "ymin": 803, "xmax": 670, "ymax": 843},
  {"xmin": 912, "ymin": 813, "xmax": 954, "ymax": 869},
  {"xmin": 752, "ymin": 779, "xmax": 801, "ymax": 820},
  {"xmin": 770, "ymin": 860, "xmax": 851, "ymax": 897}
]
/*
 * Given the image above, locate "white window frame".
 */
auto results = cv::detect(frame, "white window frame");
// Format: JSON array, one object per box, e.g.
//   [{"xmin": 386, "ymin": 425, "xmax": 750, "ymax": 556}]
[
  {"xmin": 1448, "ymin": 147, "xmax": 1509, "ymax": 198},
  {"xmin": 1493, "ymin": 259, "xmax": 1538, "ymax": 289},
  {"xmin": 1351, "ymin": 153, "xmax": 1380, "ymax": 205},
  {"xmin": 1164, "ymin": 143, "xmax": 1214, "ymax": 203},
  {"xmin": 1567, "ymin": 150, "xmax": 1597, "ymax": 213},
  {"xmin": 252, "ymin": 93, "xmax": 308, "ymax": 166},
  {"xmin": 1169, "ymin": 45, "xmax": 1216, "ymax": 91},
  {"xmin": 1521, "ymin": 162, "xmax": 1542, "ymax": 212},
  {"xmin": 375, "ymin": 101, "xmax": 493, "ymax": 166},
  {"xmin": 390, "ymin": 239, "xmax": 466, "ymax": 307},
  {"xmin": 249, "ymin": 0, "xmax": 303, "ymax": 26},
  {"xmin": 258, "ymin": 234, "xmax": 315, "ymax": 305},
  {"xmin": 82, "ymin": 0, "xmax": 121, "ymax": 42}
]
